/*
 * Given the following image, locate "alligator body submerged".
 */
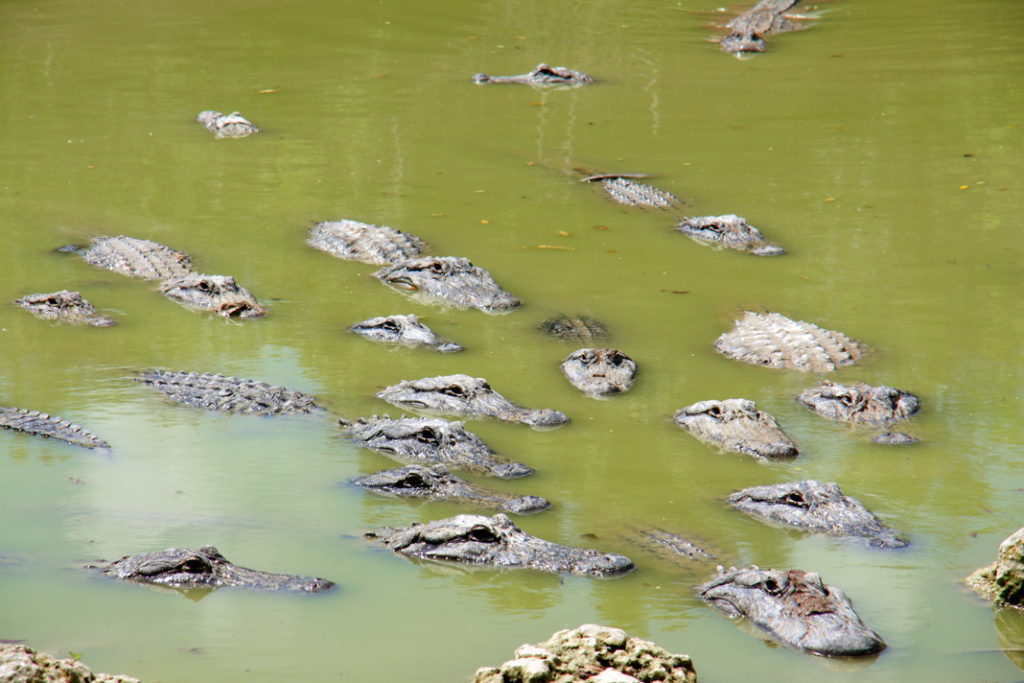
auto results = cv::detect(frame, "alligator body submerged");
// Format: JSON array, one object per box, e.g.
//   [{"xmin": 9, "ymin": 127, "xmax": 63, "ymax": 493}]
[
  {"xmin": 14, "ymin": 290, "xmax": 116, "ymax": 327},
  {"xmin": 579, "ymin": 173, "xmax": 682, "ymax": 210},
  {"xmin": 728, "ymin": 480, "xmax": 910, "ymax": 549},
  {"xmin": 159, "ymin": 273, "xmax": 267, "ymax": 319},
  {"xmin": 348, "ymin": 314, "xmax": 463, "ymax": 353},
  {"xmin": 365, "ymin": 513, "xmax": 634, "ymax": 577},
  {"xmin": 307, "ymin": 219, "xmax": 427, "ymax": 266},
  {"xmin": 797, "ymin": 381, "xmax": 920, "ymax": 444},
  {"xmin": 0, "ymin": 406, "xmax": 110, "ymax": 450},
  {"xmin": 676, "ymin": 215, "xmax": 784, "ymax": 256},
  {"xmin": 351, "ymin": 464, "xmax": 551, "ymax": 514},
  {"xmin": 698, "ymin": 565, "xmax": 886, "ymax": 657},
  {"xmin": 473, "ymin": 64, "xmax": 594, "ymax": 88},
  {"xmin": 538, "ymin": 314, "xmax": 609, "ymax": 343},
  {"xmin": 196, "ymin": 110, "xmax": 260, "ymax": 138},
  {"xmin": 374, "ymin": 257, "xmax": 521, "ymax": 313},
  {"xmin": 560, "ymin": 348, "xmax": 637, "ymax": 398},
  {"xmin": 80, "ymin": 235, "xmax": 193, "ymax": 281},
  {"xmin": 715, "ymin": 311, "xmax": 866, "ymax": 372},
  {"xmin": 136, "ymin": 370, "xmax": 321, "ymax": 415},
  {"xmin": 721, "ymin": 0, "xmax": 803, "ymax": 54},
  {"xmin": 673, "ymin": 398, "xmax": 798, "ymax": 460}
]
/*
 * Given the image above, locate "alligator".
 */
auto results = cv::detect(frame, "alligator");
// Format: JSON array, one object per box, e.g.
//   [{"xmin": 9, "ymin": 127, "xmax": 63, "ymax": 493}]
[
  {"xmin": 348, "ymin": 314, "xmax": 463, "ymax": 353},
  {"xmin": 307, "ymin": 219, "xmax": 427, "ymax": 266},
  {"xmin": 715, "ymin": 311, "xmax": 866, "ymax": 372},
  {"xmin": 578, "ymin": 172, "xmax": 682, "ymax": 210},
  {"xmin": 14, "ymin": 290, "xmax": 116, "ymax": 327},
  {"xmin": 136, "ymin": 370, "xmax": 321, "ymax": 415},
  {"xmin": 79, "ymin": 235, "xmax": 194, "ymax": 281},
  {"xmin": 673, "ymin": 398, "xmax": 798, "ymax": 460},
  {"xmin": 560, "ymin": 347, "xmax": 637, "ymax": 398},
  {"xmin": 375, "ymin": 374, "xmax": 569, "ymax": 429},
  {"xmin": 797, "ymin": 381, "xmax": 920, "ymax": 444},
  {"xmin": 473, "ymin": 64, "xmax": 594, "ymax": 88},
  {"xmin": 365, "ymin": 513, "xmax": 634, "ymax": 577},
  {"xmin": 632, "ymin": 527, "xmax": 716, "ymax": 564},
  {"xmin": 350, "ymin": 464, "xmax": 550, "ymax": 514},
  {"xmin": 537, "ymin": 314, "xmax": 609, "ymax": 343},
  {"xmin": 159, "ymin": 273, "xmax": 267, "ymax": 319},
  {"xmin": 966, "ymin": 526, "xmax": 1024, "ymax": 609},
  {"xmin": 676, "ymin": 215, "xmax": 784, "ymax": 256},
  {"xmin": 196, "ymin": 110, "xmax": 260, "ymax": 138},
  {"xmin": 91, "ymin": 545, "xmax": 334, "ymax": 592},
  {"xmin": 727, "ymin": 480, "xmax": 910, "ymax": 549},
  {"xmin": 720, "ymin": 0, "xmax": 804, "ymax": 54},
  {"xmin": 373, "ymin": 257, "xmax": 521, "ymax": 313},
  {"xmin": 699, "ymin": 565, "xmax": 885, "ymax": 656},
  {"xmin": 341, "ymin": 415, "xmax": 534, "ymax": 479},
  {"xmin": 0, "ymin": 406, "xmax": 110, "ymax": 450}
]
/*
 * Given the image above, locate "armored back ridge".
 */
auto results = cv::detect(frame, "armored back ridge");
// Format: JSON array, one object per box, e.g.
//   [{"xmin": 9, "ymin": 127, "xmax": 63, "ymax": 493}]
[
  {"xmin": 136, "ymin": 370, "xmax": 321, "ymax": 415},
  {"xmin": 14, "ymin": 290, "xmax": 116, "ymax": 327},
  {"xmin": 81, "ymin": 236, "xmax": 193, "ymax": 281},
  {"xmin": 307, "ymin": 219, "xmax": 427, "ymax": 265},
  {"xmin": 373, "ymin": 257, "xmax": 521, "ymax": 312},
  {"xmin": 721, "ymin": 0, "xmax": 803, "ymax": 54},
  {"xmin": 0, "ymin": 406, "xmax": 110, "ymax": 450},
  {"xmin": 537, "ymin": 314, "xmax": 609, "ymax": 343},
  {"xmin": 579, "ymin": 173, "xmax": 682, "ymax": 210},
  {"xmin": 714, "ymin": 311, "xmax": 866, "ymax": 372},
  {"xmin": 673, "ymin": 398, "xmax": 798, "ymax": 460}
]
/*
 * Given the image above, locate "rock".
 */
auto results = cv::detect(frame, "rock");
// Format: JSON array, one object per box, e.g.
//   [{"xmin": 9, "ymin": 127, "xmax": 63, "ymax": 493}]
[
  {"xmin": 0, "ymin": 643, "xmax": 140, "ymax": 683},
  {"xmin": 966, "ymin": 527, "xmax": 1024, "ymax": 607}
]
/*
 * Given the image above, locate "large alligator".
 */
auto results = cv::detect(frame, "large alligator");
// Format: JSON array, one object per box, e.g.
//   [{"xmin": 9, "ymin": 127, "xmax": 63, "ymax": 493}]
[
  {"xmin": 0, "ymin": 406, "xmax": 110, "ymax": 450},
  {"xmin": 728, "ymin": 480, "xmax": 910, "ymax": 549},
  {"xmin": 720, "ymin": 0, "xmax": 804, "ymax": 54},
  {"xmin": 560, "ymin": 347, "xmax": 638, "ymax": 398},
  {"xmin": 307, "ymin": 219, "xmax": 427, "ymax": 266},
  {"xmin": 341, "ymin": 415, "xmax": 534, "ymax": 479},
  {"xmin": 365, "ymin": 513, "xmax": 634, "ymax": 577},
  {"xmin": 698, "ymin": 565, "xmax": 886, "ymax": 657},
  {"xmin": 136, "ymin": 370, "xmax": 321, "ymax": 415},
  {"xmin": 673, "ymin": 398, "xmax": 798, "ymax": 460},
  {"xmin": 91, "ymin": 545, "xmax": 334, "ymax": 592},
  {"xmin": 14, "ymin": 289, "xmax": 116, "ymax": 327},
  {"xmin": 965, "ymin": 526, "xmax": 1024, "ymax": 609},
  {"xmin": 350, "ymin": 464, "xmax": 551, "ymax": 514},
  {"xmin": 473, "ymin": 63, "xmax": 594, "ymax": 88},
  {"xmin": 797, "ymin": 381, "xmax": 920, "ymax": 444},
  {"xmin": 79, "ymin": 235, "xmax": 193, "ymax": 281},
  {"xmin": 374, "ymin": 257, "xmax": 521, "ymax": 313},
  {"xmin": 196, "ymin": 110, "xmax": 260, "ymax": 138},
  {"xmin": 538, "ymin": 314, "xmax": 610, "ymax": 343},
  {"xmin": 159, "ymin": 273, "xmax": 267, "ymax": 319},
  {"xmin": 676, "ymin": 215, "xmax": 784, "ymax": 256},
  {"xmin": 348, "ymin": 314, "xmax": 463, "ymax": 353},
  {"xmin": 376, "ymin": 374, "xmax": 569, "ymax": 429},
  {"xmin": 715, "ymin": 311, "xmax": 866, "ymax": 372},
  {"xmin": 578, "ymin": 172, "xmax": 682, "ymax": 210}
]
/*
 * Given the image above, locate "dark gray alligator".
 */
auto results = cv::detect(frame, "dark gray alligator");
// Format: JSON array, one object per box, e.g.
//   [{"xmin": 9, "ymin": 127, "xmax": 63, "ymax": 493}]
[
  {"xmin": 632, "ymin": 528, "xmax": 716, "ymax": 564},
  {"xmin": 560, "ymin": 348, "xmax": 637, "ymax": 398},
  {"xmin": 136, "ymin": 370, "xmax": 321, "ymax": 415},
  {"xmin": 92, "ymin": 545, "xmax": 333, "ymax": 592},
  {"xmin": 537, "ymin": 314, "xmax": 609, "ymax": 343},
  {"xmin": 673, "ymin": 399, "xmax": 798, "ymax": 460},
  {"xmin": 0, "ymin": 406, "xmax": 110, "ymax": 450},
  {"xmin": 376, "ymin": 374, "xmax": 569, "ymax": 429},
  {"xmin": 14, "ymin": 290, "xmax": 116, "ymax": 327},
  {"xmin": 676, "ymin": 215, "xmax": 784, "ymax": 256},
  {"xmin": 966, "ymin": 526, "xmax": 1024, "ymax": 609},
  {"xmin": 720, "ymin": 0, "xmax": 804, "ymax": 54},
  {"xmin": 307, "ymin": 219, "xmax": 427, "ymax": 266},
  {"xmin": 698, "ymin": 565, "xmax": 886, "ymax": 657},
  {"xmin": 473, "ymin": 64, "xmax": 594, "ymax": 88},
  {"xmin": 727, "ymin": 481, "xmax": 910, "ymax": 549},
  {"xmin": 579, "ymin": 172, "xmax": 682, "ymax": 210},
  {"xmin": 341, "ymin": 415, "xmax": 534, "ymax": 479},
  {"xmin": 373, "ymin": 257, "xmax": 521, "ymax": 313},
  {"xmin": 80, "ymin": 235, "xmax": 193, "ymax": 281},
  {"xmin": 159, "ymin": 273, "xmax": 266, "ymax": 319},
  {"xmin": 348, "ymin": 314, "xmax": 463, "ymax": 353},
  {"xmin": 797, "ymin": 381, "xmax": 920, "ymax": 444},
  {"xmin": 715, "ymin": 311, "xmax": 866, "ymax": 372},
  {"xmin": 350, "ymin": 464, "xmax": 550, "ymax": 514},
  {"xmin": 365, "ymin": 513, "xmax": 634, "ymax": 577},
  {"xmin": 196, "ymin": 110, "xmax": 260, "ymax": 138}
]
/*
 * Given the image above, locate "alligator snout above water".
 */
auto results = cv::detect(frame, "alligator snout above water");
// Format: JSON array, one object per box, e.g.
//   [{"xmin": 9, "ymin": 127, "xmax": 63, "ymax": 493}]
[
  {"xmin": 196, "ymin": 110, "xmax": 260, "ymax": 138},
  {"xmin": 373, "ymin": 257, "xmax": 521, "ymax": 313},
  {"xmin": 14, "ymin": 290, "xmax": 116, "ymax": 327},
  {"xmin": 473, "ymin": 64, "xmax": 594, "ymax": 88},
  {"xmin": 560, "ymin": 348, "xmax": 638, "ymax": 398},
  {"xmin": 348, "ymin": 314, "xmax": 463, "ymax": 353},
  {"xmin": 673, "ymin": 398, "xmax": 798, "ymax": 461},
  {"xmin": 676, "ymin": 215, "xmax": 784, "ymax": 256},
  {"xmin": 797, "ymin": 381, "xmax": 921, "ymax": 444},
  {"xmin": 159, "ymin": 273, "xmax": 266, "ymax": 319}
]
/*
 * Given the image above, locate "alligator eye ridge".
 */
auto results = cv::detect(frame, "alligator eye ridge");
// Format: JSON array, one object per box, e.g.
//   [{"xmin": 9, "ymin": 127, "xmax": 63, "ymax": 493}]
[
  {"xmin": 181, "ymin": 558, "xmax": 207, "ymax": 573},
  {"xmin": 467, "ymin": 525, "xmax": 499, "ymax": 543}
]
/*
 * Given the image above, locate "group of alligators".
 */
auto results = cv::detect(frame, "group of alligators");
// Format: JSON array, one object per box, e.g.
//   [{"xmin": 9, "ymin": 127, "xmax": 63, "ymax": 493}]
[{"xmin": 3, "ymin": 0, "xmax": 1016, "ymax": 672}]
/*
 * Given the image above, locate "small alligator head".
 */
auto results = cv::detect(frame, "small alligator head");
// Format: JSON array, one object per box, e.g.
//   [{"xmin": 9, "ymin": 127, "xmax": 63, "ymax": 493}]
[
  {"xmin": 159, "ymin": 273, "xmax": 266, "ymax": 319},
  {"xmin": 366, "ymin": 513, "xmax": 634, "ymax": 577},
  {"xmin": 721, "ymin": 32, "xmax": 768, "ymax": 54},
  {"xmin": 473, "ymin": 63, "xmax": 594, "ymax": 88},
  {"xmin": 727, "ymin": 480, "xmax": 910, "ymax": 549},
  {"xmin": 560, "ymin": 348, "xmax": 638, "ymax": 398},
  {"xmin": 375, "ymin": 374, "xmax": 569, "ymax": 429},
  {"xmin": 196, "ymin": 110, "xmax": 260, "ymax": 138},
  {"xmin": 673, "ymin": 399, "xmax": 798, "ymax": 460},
  {"xmin": 797, "ymin": 381, "xmax": 920, "ymax": 426},
  {"xmin": 348, "ymin": 314, "xmax": 463, "ymax": 353},
  {"xmin": 698, "ymin": 565, "xmax": 885, "ymax": 657},
  {"xmin": 373, "ymin": 257, "xmax": 520, "ymax": 313},
  {"xmin": 14, "ymin": 290, "xmax": 116, "ymax": 327},
  {"xmin": 676, "ymin": 215, "xmax": 783, "ymax": 255}
]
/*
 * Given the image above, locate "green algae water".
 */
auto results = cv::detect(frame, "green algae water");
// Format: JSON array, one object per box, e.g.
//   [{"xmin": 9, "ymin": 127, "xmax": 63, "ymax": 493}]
[{"xmin": 1, "ymin": 0, "xmax": 1022, "ymax": 680}]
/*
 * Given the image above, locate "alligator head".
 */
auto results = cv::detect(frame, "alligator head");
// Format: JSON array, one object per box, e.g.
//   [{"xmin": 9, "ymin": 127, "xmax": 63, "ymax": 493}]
[
  {"xmin": 676, "ymin": 215, "xmax": 783, "ymax": 255},
  {"xmin": 159, "ymin": 273, "xmax": 266, "ymax": 319},
  {"xmin": 14, "ymin": 290, "xmax": 116, "ymax": 327},
  {"xmin": 366, "ymin": 513, "xmax": 634, "ymax": 577},
  {"xmin": 473, "ymin": 63, "xmax": 594, "ymax": 88},
  {"xmin": 560, "ymin": 348, "xmax": 638, "ymax": 398},
  {"xmin": 727, "ymin": 480, "xmax": 910, "ymax": 549},
  {"xmin": 373, "ymin": 257, "xmax": 520, "ymax": 313},
  {"xmin": 375, "ymin": 374, "xmax": 569, "ymax": 429},
  {"xmin": 698, "ymin": 565, "xmax": 885, "ymax": 657},
  {"xmin": 196, "ymin": 110, "xmax": 260, "ymax": 138},
  {"xmin": 348, "ymin": 314, "xmax": 463, "ymax": 353},
  {"xmin": 721, "ymin": 32, "xmax": 768, "ymax": 54},
  {"xmin": 673, "ymin": 399, "xmax": 798, "ymax": 460},
  {"xmin": 797, "ymin": 381, "xmax": 920, "ymax": 426}
]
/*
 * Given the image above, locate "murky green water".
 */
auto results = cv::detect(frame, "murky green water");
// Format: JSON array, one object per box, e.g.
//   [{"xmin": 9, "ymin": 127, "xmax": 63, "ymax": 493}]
[{"xmin": 1, "ymin": 0, "xmax": 1022, "ymax": 680}]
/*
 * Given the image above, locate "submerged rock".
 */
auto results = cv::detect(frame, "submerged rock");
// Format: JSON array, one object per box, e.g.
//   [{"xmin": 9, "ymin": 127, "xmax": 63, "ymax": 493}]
[{"xmin": 966, "ymin": 527, "xmax": 1024, "ymax": 608}]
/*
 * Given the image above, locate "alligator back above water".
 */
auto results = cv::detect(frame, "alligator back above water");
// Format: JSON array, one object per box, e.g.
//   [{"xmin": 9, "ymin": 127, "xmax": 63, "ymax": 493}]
[
  {"xmin": 307, "ymin": 219, "xmax": 428, "ymax": 266},
  {"xmin": 673, "ymin": 398, "xmax": 798, "ymax": 460},
  {"xmin": 373, "ymin": 257, "xmax": 521, "ymax": 313},
  {"xmin": 579, "ymin": 172, "xmax": 682, "ymax": 210},
  {"xmin": 196, "ymin": 110, "xmax": 260, "ymax": 138},
  {"xmin": 473, "ymin": 63, "xmax": 594, "ymax": 88},
  {"xmin": 0, "ymin": 406, "xmax": 110, "ymax": 450},
  {"xmin": 159, "ymin": 273, "xmax": 267, "ymax": 319},
  {"xmin": 80, "ymin": 235, "xmax": 193, "ymax": 281},
  {"xmin": 715, "ymin": 311, "xmax": 866, "ymax": 372},
  {"xmin": 537, "ymin": 314, "xmax": 609, "ymax": 343},
  {"xmin": 14, "ymin": 290, "xmax": 116, "ymax": 327},
  {"xmin": 721, "ymin": 0, "xmax": 803, "ymax": 54},
  {"xmin": 348, "ymin": 314, "xmax": 463, "ymax": 353},
  {"xmin": 676, "ymin": 215, "xmax": 784, "ymax": 256},
  {"xmin": 560, "ymin": 347, "xmax": 638, "ymax": 398},
  {"xmin": 136, "ymin": 370, "xmax": 321, "ymax": 415}
]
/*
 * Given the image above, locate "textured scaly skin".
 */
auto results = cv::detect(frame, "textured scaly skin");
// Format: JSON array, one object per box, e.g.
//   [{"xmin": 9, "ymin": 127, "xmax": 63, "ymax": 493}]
[
  {"xmin": 81, "ymin": 236, "xmax": 193, "ymax": 281},
  {"xmin": 137, "ymin": 370, "xmax": 321, "ymax": 415},
  {"xmin": 0, "ymin": 407, "xmax": 110, "ymax": 449},
  {"xmin": 307, "ymin": 219, "xmax": 427, "ymax": 265}
]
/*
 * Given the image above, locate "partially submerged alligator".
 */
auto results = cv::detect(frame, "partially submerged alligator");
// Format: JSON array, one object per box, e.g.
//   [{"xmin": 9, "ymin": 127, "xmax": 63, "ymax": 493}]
[
  {"xmin": 348, "ymin": 314, "xmax": 463, "ymax": 353},
  {"xmin": 632, "ymin": 527, "xmax": 716, "ymax": 564},
  {"xmin": 698, "ymin": 565, "xmax": 886, "ymax": 657},
  {"xmin": 728, "ymin": 480, "xmax": 910, "ymax": 549},
  {"xmin": 0, "ymin": 406, "xmax": 110, "ymax": 450},
  {"xmin": 715, "ymin": 311, "xmax": 866, "ymax": 372},
  {"xmin": 341, "ymin": 415, "xmax": 534, "ymax": 479},
  {"xmin": 374, "ymin": 257, "xmax": 521, "ymax": 313},
  {"xmin": 560, "ymin": 347, "xmax": 637, "ymax": 398},
  {"xmin": 579, "ymin": 172, "xmax": 682, "ymax": 210},
  {"xmin": 365, "ymin": 513, "xmax": 635, "ymax": 577},
  {"xmin": 797, "ymin": 381, "xmax": 920, "ymax": 444},
  {"xmin": 720, "ymin": 0, "xmax": 804, "ymax": 54},
  {"xmin": 196, "ymin": 110, "xmax": 260, "ymax": 138},
  {"xmin": 537, "ymin": 314, "xmax": 609, "ymax": 343},
  {"xmin": 676, "ymin": 214, "xmax": 784, "ymax": 256},
  {"xmin": 159, "ymin": 273, "xmax": 267, "ymax": 319},
  {"xmin": 14, "ymin": 290, "xmax": 116, "ymax": 327},
  {"xmin": 80, "ymin": 235, "xmax": 193, "ymax": 281},
  {"xmin": 307, "ymin": 219, "xmax": 427, "ymax": 266},
  {"xmin": 136, "ymin": 370, "xmax": 321, "ymax": 415},
  {"xmin": 375, "ymin": 374, "xmax": 569, "ymax": 429},
  {"xmin": 673, "ymin": 398, "xmax": 798, "ymax": 460},
  {"xmin": 92, "ymin": 545, "xmax": 334, "ymax": 592},
  {"xmin": 473, "ymin": 64, "xmax": 594, "ymax": 88},
  {"xmin": 966, "ymin": 526, "xmax": 1024, "ymax": 608},
  {"xmin": 350, "ymin": 464, "xmax": 551, "ymax": 514}
]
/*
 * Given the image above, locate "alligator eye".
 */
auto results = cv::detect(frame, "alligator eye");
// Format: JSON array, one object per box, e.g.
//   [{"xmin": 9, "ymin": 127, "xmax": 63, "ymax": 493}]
[
  {"xmin": 782, "ymin": 491, "xmax": 807, "ymax": 507},
  {"xmin": 388, "ymin": 276, "xmax": 418, "ymax": 291},
  {"xmin": 416, "ymin": 428, "xmax": 440, "ymax": 445},
  {"xmin": 427, "ymin": 262, "xmax": 446, "ymax": 275},
  {"xmin": 467, "ymin": 525, "xmax": 499, "ymax": 543},
  {"xmin": 761, "ymin": 577, "xmax": 784, "ymax": 594},
  {"xmin": 46, "ymin": 297, "xmax": 61, "ymax": 306},
  {"xmin": 440, "ymin": 385, "xmax": 467, "ymax": 398},
  {"xmin": 839, "ymin": 393, "xmax": 857, "ymax": 406},
  {"xmin": 706, "ymin": 405, "xmax": 723, "ymax": 418},
  {"xmin": 197, "ymin": 280, "xmax": 213, "ymax": 293},
  {"xmin": 181, "ymin": 558, "xmax": 207, "ymax": 573},
  {"xmin": 381, "ymin": 321, "xmax": 400, "ymax": 332},
  {"xmin": 706, "ymin": 223, "xmax": 724, "ymax": 234},
  {"xmin": 401, "ymin": 473, "xmax": 427, "ymax": 488}
]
